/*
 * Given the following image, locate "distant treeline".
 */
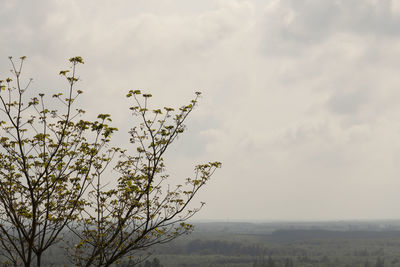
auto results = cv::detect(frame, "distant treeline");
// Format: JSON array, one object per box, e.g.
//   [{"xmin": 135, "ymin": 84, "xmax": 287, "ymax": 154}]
[
  {"xmin": 162, "ymin": 239, "xmax": 267, "ymax": 256},
  {"xmin": 267, "ymin": 229, "xmax": 400, "ymax": 242}
]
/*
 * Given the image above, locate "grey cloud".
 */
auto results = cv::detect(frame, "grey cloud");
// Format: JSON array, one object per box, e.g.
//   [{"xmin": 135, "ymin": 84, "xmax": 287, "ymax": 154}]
[
  {"xmin": 328, "ymin": 88, "xmax": 369, "ymax": 115},
  {"xmin": 262, "ymin": 0, "xmax": 400, "ymax": 49}
]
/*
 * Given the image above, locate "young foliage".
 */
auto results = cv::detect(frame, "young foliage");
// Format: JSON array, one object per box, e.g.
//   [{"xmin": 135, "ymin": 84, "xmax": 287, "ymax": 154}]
[{"xmin": 0, "ymin": 57, "xmax": 220, "ymax": 267}]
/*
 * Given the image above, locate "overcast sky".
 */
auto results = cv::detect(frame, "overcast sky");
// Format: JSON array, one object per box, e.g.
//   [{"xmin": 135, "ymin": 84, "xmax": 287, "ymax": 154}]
[{"xmin": 2, "ymin": 0, "xmax": 400, "ymax": 221}]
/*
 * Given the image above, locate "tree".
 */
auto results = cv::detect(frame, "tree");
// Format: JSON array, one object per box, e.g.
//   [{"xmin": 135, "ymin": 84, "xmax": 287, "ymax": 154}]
[
  {"xmin": 0, "ymin": 56, "xmax": 220, "ymax": 266},
  {"xmin": 138, "ymin": 258, "xmax": 163, "ymax": 267},
  {"xmin": 375, "ymin": 257, "xmax": 384, "ymax": 267}
]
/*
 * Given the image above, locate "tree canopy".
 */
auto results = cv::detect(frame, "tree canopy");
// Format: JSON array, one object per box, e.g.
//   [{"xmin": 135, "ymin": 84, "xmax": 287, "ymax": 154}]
[{"xmin": 0, "ymin": 56, "xmax": 220, "ymax": 266}]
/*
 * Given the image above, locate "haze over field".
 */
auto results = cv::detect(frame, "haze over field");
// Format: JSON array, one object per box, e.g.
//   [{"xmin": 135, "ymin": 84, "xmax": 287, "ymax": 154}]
[{"xmin": 2, "ymin": 0, "xmax": 400, "ymax": 221}]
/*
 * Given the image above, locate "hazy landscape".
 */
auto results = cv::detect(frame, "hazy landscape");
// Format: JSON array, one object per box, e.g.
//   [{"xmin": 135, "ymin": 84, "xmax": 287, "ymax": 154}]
[
  {"xmin": 136, "ymin": 220, "xmax": 400, "ymax": 266},
  {"xmin": 37, "ymin": 220, "xmax": 400, "ymax": 266}
]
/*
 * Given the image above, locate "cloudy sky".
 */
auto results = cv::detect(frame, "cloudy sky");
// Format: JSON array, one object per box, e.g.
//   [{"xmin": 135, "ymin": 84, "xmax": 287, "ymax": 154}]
[{"xmin": 2, "ymin": 0, "xmax": 400, "ymax": 221}]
